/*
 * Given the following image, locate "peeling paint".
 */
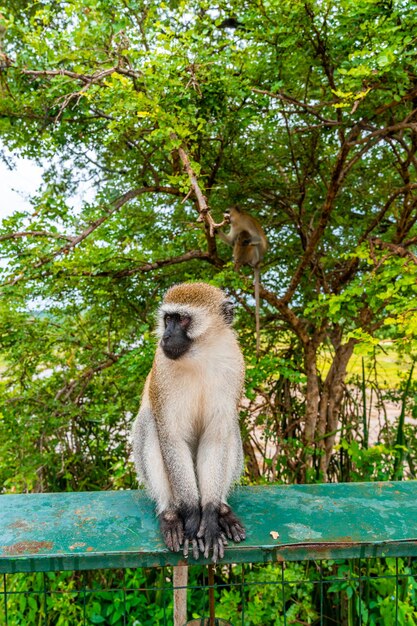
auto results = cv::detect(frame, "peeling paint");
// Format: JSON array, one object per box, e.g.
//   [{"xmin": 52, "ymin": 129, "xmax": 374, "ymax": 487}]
[
  {"xmin": 2, "ymin": 541, "xmax": 53, "ymax": 555},
  {"xmin": 286, "ymin": 524, "xmax": 323, "ymax": 540}
]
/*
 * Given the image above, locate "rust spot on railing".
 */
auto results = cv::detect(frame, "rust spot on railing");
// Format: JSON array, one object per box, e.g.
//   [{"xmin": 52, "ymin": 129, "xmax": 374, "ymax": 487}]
[
  {"xmin": 3, "ymin": 541, "xmax": 53, "ymax": 555},
  {"xmin": 8, "ymin": 520, "xmax": 30, "ymax": 530}
]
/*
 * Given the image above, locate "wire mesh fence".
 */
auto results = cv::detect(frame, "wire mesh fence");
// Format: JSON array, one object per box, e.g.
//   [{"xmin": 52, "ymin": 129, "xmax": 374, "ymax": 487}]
[{"xmin": 2, "ymin": 556, "xmax": 417, "ymax": 625}]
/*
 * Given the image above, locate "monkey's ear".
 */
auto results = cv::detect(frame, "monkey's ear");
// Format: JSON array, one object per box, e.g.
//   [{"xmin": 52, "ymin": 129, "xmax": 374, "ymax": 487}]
[{"xmin": 221, "ymin": 300, "xmax": 235, "ymax": 325}]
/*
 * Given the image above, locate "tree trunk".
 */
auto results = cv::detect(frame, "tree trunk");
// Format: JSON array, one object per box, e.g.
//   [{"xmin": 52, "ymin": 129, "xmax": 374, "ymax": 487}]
[
  {"xmin": 303, "ymin": 341, "xmax": 321, "ymax": 447},
  {"xmin": 316, "ymin": 338, "xmax": 356, "ymax": 476},
  {"xmin": 303, "ymin": 334, "xmax": 356, "ymax": 480}
]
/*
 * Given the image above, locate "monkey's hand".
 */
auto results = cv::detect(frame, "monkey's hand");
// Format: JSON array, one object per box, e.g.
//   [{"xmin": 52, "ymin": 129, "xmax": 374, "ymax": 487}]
[
  {"xmin": 179, "ymin": 504, "xmax": 204, "ymax": 561},
  {"xmin": 218, "ymin": 503, "xmax": 246, "ymax": 543},
  {"xmin": 212, "ymin": 215, "xmax": 230, "ymax": 233},
  {"xmin": 159, "ymin": 509, "xmax": 184, "ymax": 553},
  {"xmin": 197, "ymin": 503, "xmax": 228, "ymax": 563}
]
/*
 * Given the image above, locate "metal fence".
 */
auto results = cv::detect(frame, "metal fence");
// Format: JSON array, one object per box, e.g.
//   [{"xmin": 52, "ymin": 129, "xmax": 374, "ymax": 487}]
[{"xmin": 2, "ymin": 556, "xmax": 417, "ymax": 625}]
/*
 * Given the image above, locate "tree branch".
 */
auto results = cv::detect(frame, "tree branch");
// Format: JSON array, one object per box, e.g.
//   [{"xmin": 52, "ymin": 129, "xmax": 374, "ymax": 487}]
[
  {"xmin": 21, "ymin": 65, "xmax": 141, "ymax": 83},
  {"xmin": 370, "ymin": 238, "xmax": 417, "ymax": 265},
  {"xmin": 3, "ymin": 185, "xmax": 182, "ymax": 286},
  {"xmin": 251, "ymin": 87, "xmax": 338, "ymax": 126},
  {"xmin": 0, "ymin": 231, "xmax": 73, "ymax": 242},
  {"xmin": 281, "ymin": 126, "xmax": 360, "ymax": 304},
  {"xmin": 55, "ymin": 351, "xmax": 126, "ymax": 403},
  {"xmin": 170, "ymin": 133, "xmax": 228, "ymax": 237},
  {"xmin": 94, "ymin": 249, "xmax": 224, "ymax": 276}
]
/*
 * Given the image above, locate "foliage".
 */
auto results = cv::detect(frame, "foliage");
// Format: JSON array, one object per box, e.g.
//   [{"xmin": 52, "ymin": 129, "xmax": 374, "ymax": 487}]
[
  {"xmin": 4, "ymin": 558, "xmax": 417, "ymax": 625},
  {"xmin": 1, "ymin": 0, "xmax": 417, "ymax": 621},
  {"xmin": 1, "ymin": 0, "xmax": 417, "ymax": 487}
]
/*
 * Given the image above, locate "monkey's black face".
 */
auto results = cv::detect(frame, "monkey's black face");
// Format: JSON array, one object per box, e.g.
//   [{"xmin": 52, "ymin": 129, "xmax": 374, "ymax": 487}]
[{"xmin": 161, "ymin": 313, "xmax": 193, "ymax": 360}]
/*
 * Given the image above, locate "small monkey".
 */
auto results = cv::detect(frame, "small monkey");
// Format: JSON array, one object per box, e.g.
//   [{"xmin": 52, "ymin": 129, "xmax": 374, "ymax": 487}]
[
  {"xmin": 217, "ymin": 206, "xmax": 268, "ymax": 357},
  {"xmin": 132, "ymin": 282, "xmax": 246, "ymax": 563}
]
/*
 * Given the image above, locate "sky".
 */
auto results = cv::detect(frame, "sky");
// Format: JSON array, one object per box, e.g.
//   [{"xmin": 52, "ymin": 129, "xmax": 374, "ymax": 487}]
[
  {"xmin": 0, "ymin": 150, "xmax": 96, "ymax": 226},
  {"xmin": 0, "ymin": 157, "xmax": 43, "ymax": 222}
]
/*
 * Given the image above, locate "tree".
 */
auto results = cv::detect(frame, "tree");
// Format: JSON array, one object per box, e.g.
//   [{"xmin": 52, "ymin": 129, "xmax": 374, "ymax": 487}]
[{"xmin": 1, "ymin": 0, "xmax": 417, "ymax": 489}]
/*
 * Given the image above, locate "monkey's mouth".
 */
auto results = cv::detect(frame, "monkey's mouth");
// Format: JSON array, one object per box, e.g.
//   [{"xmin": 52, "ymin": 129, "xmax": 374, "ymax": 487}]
[{"xmin": 161, "ymin": 341, "xmax": 189, "ymax": 360}]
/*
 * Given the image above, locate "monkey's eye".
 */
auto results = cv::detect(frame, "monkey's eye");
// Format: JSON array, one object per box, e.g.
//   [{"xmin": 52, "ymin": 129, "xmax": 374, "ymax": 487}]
[
  {"xmin": 179, "ymin": 315, "xmax": 191, "ymax": 329},
  {"xmin": 164, "ymin": 314, "xmax": 172, "ymax": 327}
]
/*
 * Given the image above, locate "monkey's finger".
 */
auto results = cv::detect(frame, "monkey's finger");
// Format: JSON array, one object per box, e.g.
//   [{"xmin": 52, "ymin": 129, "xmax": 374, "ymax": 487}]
[
  {"xmin": 197, "ymin": 527, "xmax": 207, "ymax": 541},
  {"xmin": 203, "ymin": 541, "xmax": 211, "ymax": 559},
  {"xmin": 231, "ymin": 525, "xmax": 244, "ymax": 543},
  {"xmin": 198, "ymin": 537, "xmax": 205, "ymax": 553},
  {"xmin": 164, "ymin": 531, "xmax": 174, "ymax": 552},
  {"xmin": 212, "ymin": 539, "xmax": 224, "ymax": 563},
  {"xmin": 183, "ymin": 538, "xmax": 189, "ymax": 558},
  {"xmin": 172, "ymin": 528, "xmax": 182, "ymax": 552},
  {"xmin": 192, "ymin": 539, "xmax": 199, "ymax": 561},
  {"xmin": 219, "ymin": 516, "xmax": 235, "ymax": 539},
  {"xmin": 177, "ymin": 525, "xmax": 184, "ymax": 547},
  {"xmin": 219, "ymin": 520, "xmax": 233, "ymax": 540},
  {"xmin": 234, "ymin": 524, "xmax": 246, "ymax": 541}
]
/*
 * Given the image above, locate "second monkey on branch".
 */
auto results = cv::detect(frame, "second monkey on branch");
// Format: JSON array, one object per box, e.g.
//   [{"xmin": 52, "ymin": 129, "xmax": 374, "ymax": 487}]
[{"xmin": 216, "ymin": 206, "xmax": 268, "ymax": 358}]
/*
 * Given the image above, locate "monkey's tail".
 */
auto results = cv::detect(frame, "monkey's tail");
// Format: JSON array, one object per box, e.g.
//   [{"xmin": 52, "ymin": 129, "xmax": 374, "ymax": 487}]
[{"xmin": 254, "ymin": 266, "xmax": 260, "ymax": 359}]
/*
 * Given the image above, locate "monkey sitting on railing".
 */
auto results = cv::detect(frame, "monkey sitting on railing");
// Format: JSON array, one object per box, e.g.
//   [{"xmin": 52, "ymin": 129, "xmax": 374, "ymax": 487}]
[{"xmin": 131, "ymin": 282, "xmax": 246, "ymax": 563}]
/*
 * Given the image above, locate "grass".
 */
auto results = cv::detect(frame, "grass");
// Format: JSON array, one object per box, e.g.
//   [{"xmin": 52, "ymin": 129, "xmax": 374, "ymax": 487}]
[{"xmin": 319, "ymin": 343, "xmax": 416, "ymax": 388}]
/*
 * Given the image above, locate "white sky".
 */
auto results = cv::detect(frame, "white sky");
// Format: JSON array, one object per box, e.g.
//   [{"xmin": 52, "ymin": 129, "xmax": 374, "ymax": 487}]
[
  {"xmin": 0, "ymin": 150, "xmax": 97, "ymax": 227},
  {"xmin": 0, "ymin": 157, "xmax": 43, "ymax": 222}
]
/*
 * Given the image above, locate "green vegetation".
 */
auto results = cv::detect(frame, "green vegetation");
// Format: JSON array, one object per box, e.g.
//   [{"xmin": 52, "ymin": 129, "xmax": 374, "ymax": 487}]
[
  {"xmin": 1, "ymin": 0, "xmax": 417, "ymax": 622},
  {"xmin": 4, "ymin": 558, "xmax": 417, "ymax": 626}
]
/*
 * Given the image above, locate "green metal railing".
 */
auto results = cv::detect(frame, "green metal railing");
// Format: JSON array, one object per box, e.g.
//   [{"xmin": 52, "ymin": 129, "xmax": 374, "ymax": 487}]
[{"xmin": 2, "ymin": 482, "xmax": 417, "ymax": 625}]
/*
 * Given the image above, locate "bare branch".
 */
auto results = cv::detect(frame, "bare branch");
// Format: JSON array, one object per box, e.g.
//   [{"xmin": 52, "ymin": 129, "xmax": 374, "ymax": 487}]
[
  {"xmin": 349, "ymin": 122, "xmax": 417, "ymax": 146},
  {"xmin": 170, "ymin": 133, "xmax": 226, "ymax": 237},
  {"xmin": 259, "ymin": 284, "xmax": 309, "ymax": 345}
]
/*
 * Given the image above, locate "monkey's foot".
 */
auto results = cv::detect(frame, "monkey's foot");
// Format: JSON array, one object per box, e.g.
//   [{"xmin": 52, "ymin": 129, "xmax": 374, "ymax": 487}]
[
  {"xmin": 159, "ymin": 509, "xmax": 184, "ymax": 553},
  {"xmin": 179, "ymin": 503, "xmax": 204, "ymax": 560},
  {"xmin": 219, "ymin": 503, "xmax": 246, "ymax": 543},
  {"xmin": 197, "ymin": 503, "xmax": 228, "ymax": 563}
]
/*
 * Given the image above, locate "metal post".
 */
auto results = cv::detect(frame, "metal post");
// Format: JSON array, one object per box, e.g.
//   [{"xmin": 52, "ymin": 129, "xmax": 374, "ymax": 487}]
[
  {"xmin": 173, "ymin": 565, "xmax": 188, "ymax": 626},
  {"xmin": 208, "ymin": 565, "xmax": 215, "ymax": 626}
]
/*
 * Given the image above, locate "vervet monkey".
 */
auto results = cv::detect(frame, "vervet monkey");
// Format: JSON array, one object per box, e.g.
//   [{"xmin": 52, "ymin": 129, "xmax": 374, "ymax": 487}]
[
  {"xmin": 217, "ymin": 206, "xmax": 268, "ymax": 357},
  {"xmin": 132, "ymin": 282, "xmax": 246, "ymax": 563}
]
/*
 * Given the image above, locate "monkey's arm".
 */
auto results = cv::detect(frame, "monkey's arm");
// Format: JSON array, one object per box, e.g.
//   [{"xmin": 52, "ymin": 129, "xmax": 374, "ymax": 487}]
[
  {"xmin": 216, "ymin": 229, "xmax": 235, "ymax": 246},
  {"xmin": 196, "ymin": 415, "xmax": 246, "ymax": 561},
  {"xmin": 132, "ymin": 406, "xmax": 202, "ymax": 558},
  {"xmin": 248, "ymin": 236, "xmax": 263, "ymax": 245},
  {"xmin": 157, "ymin": 422, "xmax": 203, "ymax": 557}
]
